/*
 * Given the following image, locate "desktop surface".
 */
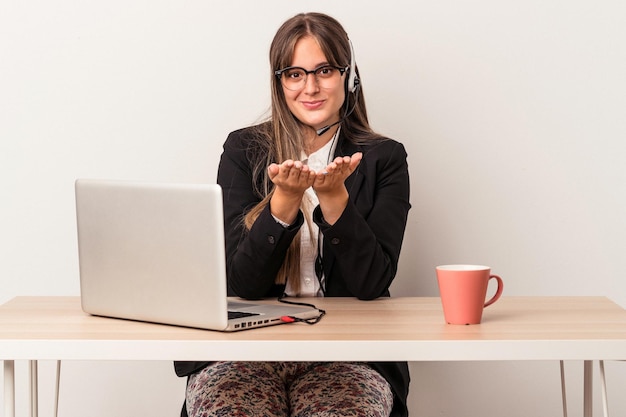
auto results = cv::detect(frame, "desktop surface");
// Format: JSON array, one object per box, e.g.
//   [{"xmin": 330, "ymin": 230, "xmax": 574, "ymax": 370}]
[{"xmin": 2, "ymin": 296, "xmax": 626, "ymax": 362}]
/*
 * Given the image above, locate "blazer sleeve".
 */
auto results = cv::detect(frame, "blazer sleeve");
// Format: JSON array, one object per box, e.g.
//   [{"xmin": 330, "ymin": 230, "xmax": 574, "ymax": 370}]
[
  {"xmin": 314, "ymin": 139, "xmax": 410, "ymax": 300},
  {"xmin": 217, "ymin": 129, "xmax": 303, "ymax": 299}
]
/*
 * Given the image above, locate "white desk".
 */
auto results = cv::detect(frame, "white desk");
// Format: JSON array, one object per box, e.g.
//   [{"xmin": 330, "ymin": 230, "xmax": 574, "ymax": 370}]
[{"xmin": 2, "ymin": 296, "xmax": 626, "ymax": 416}]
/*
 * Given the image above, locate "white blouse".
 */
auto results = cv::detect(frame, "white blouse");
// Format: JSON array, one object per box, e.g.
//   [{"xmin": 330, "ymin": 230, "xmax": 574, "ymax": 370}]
[{"xmin": 284, "ymin": 130, "xmax": 339, "ymax": 297}]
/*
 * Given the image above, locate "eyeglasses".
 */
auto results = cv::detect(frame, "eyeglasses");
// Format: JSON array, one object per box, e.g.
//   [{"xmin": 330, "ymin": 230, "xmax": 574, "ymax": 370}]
[{"xmin": 275, "ymin": 65, "xmax": 349, "ymax": 91}]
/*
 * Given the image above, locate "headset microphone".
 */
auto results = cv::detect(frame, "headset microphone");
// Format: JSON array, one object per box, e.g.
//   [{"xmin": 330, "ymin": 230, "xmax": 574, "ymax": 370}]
[
  {"xmin": 315, "ymin": 38, "xmax": 360, "ymax": 136},
  {"xmin": 316, "ymin": 119, "xmax": 342, "ymax": 136}
]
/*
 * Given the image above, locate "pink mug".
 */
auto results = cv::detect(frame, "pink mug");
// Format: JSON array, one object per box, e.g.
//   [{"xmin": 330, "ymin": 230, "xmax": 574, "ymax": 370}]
[{"xmin": 436, "ymin": 265, "xmax": 504, "ymax": 325}]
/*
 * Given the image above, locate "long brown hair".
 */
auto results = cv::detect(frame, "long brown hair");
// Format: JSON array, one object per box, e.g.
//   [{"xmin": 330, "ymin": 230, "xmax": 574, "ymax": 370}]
[{"xmin": 244, "ymin": 12, "xmax": 380, "ymax": 292}]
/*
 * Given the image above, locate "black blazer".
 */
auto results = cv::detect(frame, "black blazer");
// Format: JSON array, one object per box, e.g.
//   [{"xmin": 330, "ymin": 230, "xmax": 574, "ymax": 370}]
[{"xmin": 175, "ymin": 126, "xmax": 411, "ymax": 417}]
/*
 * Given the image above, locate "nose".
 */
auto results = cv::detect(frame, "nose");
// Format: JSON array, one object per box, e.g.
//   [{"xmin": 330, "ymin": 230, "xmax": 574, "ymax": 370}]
[{"xmin": 302, "ymin": 73, "xmax": 320, "ymax": 94}]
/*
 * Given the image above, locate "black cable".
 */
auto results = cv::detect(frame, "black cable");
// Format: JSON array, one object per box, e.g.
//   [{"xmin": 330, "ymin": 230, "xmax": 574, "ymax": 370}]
[{"xmin": 277, "ymin": 293, "xmax": 326, "ymax": 324}]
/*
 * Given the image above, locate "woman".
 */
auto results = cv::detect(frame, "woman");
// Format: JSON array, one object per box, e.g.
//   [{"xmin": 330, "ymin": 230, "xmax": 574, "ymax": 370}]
[{"xmin": 176, "ymin": 12, "xmax": 411, "ymax": 417}]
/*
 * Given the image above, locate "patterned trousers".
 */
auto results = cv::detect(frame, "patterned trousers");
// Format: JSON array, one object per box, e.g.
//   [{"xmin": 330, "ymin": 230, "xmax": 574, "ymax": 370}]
[{"xmin": 186, "ymin": 361, "xmax": 393, "ymax": 417}]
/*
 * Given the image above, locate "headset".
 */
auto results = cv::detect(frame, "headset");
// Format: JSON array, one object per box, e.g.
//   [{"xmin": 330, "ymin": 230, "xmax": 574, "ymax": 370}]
[
  {"xmin": 347, "ymin": 38, "xmax": 360, "ymax": 94},
  {"xmin": 315, "ymin": 37, "xmax": 360, "ymax": 136}
]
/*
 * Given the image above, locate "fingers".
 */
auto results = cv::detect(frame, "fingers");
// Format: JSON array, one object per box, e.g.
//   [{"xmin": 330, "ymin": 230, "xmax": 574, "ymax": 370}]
[
  {"xmin": 268, "ymin": 160, "xmax": 315, "ymax": 191},
  {"xmin": 348, "ymin": 151, "xmax": 363, "ymax": 170},
  {"xmin": 317, "ymin": 152, "xmax": 362, "ymax": 178},
  {"xmin": 312, "ymin": 153, "xmax": 362, "ymax": 194},
  {"xmin": 267, "ymin": 163, "xmax": 280, "ymax": 180}
]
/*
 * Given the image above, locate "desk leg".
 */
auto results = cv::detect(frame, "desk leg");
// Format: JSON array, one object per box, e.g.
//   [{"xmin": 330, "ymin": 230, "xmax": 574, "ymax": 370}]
[
  {"xmin": 560, "ymin": 361, "xmax": 568, "ymax": 417},
  {"xmin": 54, "ymin": 361, "xmax": 61, "ymax": 417},
  {"xmin": 29, "ymin": 360, "xmax": 38, "ymax": 417},
  {"xmin": 599, "ymin": 361, "xmax": 609, "ymax": 417},
  {"xmin": 4, "ymin": 360, "xmax": 15, "ymax": 417},
  {"xmin": 584, "ymin": 360, "xmax": 593, "ymax": 417}
]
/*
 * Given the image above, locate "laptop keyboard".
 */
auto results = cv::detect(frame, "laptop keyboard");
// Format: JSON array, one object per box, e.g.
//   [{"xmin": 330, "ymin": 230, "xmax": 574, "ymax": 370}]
[{"xmin": 228, "ymin": 310, "xmax": 260, "ymax": 320}]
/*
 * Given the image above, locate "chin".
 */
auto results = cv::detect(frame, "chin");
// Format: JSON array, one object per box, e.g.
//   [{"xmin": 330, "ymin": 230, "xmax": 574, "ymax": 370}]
[
  {"xmin": 296, "ymin": 113, "xmax": 338, "ymax": 132},
  {"xmin": 301, "ymin": 121, "xmax": 328, "ymax": 132},
  {"xmin": 308, "ymin": 118, "xmax": 335, "ymax": 130}
]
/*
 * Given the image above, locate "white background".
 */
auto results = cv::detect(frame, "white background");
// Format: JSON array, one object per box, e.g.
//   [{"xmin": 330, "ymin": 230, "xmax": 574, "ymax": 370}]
[{"xmin": 2, "ymin": 0, "xmax": 625, "ymax": 416}]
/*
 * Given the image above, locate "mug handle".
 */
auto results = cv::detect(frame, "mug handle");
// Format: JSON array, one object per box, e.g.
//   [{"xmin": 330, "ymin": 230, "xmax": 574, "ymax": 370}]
[{"xmin": 484, "ymin": 274, "xmax": 504, "ymax": 307}]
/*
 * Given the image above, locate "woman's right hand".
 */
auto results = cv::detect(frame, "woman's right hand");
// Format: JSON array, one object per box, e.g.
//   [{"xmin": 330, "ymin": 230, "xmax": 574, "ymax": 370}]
[{"xmin": 267, "ymin": 160, "xmax": 316, "ymax": 225}]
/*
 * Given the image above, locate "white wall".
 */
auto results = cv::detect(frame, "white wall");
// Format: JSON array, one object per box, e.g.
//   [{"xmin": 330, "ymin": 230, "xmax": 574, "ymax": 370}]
[{"xmin": 2, "ymin": 0, "xmax": 625, "ymax": 416}]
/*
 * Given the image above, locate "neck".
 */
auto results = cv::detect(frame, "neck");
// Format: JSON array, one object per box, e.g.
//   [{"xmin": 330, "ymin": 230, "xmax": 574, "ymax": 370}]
[{"xmin": 304, "ymin": 125, "xmax": 339, "ymax": 155}]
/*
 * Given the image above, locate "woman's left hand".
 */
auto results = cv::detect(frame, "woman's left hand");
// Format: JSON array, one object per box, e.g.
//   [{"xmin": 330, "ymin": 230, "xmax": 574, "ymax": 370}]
[{"xmin": 313, "ymin": 152, "xmax": 362, "ymax": 193}]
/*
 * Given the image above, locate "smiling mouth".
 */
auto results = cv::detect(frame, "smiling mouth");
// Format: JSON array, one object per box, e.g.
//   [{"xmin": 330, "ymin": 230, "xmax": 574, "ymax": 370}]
[{"xmin": 301, "ymin": 100, "xmax": 324, "ymax": 110}]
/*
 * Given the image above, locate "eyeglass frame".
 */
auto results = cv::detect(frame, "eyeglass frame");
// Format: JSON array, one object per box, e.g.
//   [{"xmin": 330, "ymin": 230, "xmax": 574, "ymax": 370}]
[{"xmin": 274, "ymin": 64, "xmax": 350, "ymax": 90}]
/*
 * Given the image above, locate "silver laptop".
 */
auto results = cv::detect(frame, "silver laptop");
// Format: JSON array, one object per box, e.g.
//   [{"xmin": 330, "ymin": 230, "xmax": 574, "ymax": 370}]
[{"xmin": 75, "ymin": 179, "xmax": 320, "ymax": 331}]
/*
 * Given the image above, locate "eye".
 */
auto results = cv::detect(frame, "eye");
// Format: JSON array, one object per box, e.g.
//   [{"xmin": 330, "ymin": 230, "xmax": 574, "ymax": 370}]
[
  {"xmin": 285, "ymin": 68, "xmax": 305, "ymax": 80},
  {"xmin": 315, "ymin": 66, "xmax": 335, "ymax": 78}
]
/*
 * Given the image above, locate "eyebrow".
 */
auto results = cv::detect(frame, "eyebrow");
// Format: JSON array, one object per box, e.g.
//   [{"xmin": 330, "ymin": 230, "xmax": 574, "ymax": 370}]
[{"xmin": 290, "ymin": 61, "xmax": 331, "ymax": 69}]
